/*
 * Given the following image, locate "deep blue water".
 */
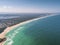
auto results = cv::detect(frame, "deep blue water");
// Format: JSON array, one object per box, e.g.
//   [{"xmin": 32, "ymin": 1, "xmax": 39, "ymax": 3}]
[{"xmin": 4, "ymin": 14, "xmax": 60, "ymax": 45}]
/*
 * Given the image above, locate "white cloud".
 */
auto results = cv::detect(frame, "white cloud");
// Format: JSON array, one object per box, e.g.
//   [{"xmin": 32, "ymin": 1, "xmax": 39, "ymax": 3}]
[
  {"xmin": 0, "ymin": 6, "xmax": 42, "ymax": 13},
  {"xmin": 0, "ymin": 6, "xmax": 60, "ymax": 13},
  {"xmin": 2, "ymin": 6, "xmax": 12, "ymax": 9}
]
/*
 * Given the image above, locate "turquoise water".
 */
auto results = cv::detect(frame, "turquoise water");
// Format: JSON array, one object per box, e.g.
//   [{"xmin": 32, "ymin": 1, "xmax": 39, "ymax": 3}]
[{"xmin": 4, "ymin": 15, "xmax": 60, "ymax": 45}]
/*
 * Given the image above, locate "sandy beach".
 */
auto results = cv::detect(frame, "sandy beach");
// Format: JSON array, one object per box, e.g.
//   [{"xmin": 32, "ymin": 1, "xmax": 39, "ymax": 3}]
[
  {"xmin": 0, "ymin": 21, "xmax": 23, "ymax": 45},
  {"xmin": 0, "ymin": 15, "xmax": 55, "ymax": 45}
]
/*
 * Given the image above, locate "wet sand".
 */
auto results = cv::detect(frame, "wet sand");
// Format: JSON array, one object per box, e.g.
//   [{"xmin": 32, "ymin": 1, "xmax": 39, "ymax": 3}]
[
  {"xmin": 0, "ymin": 15, "xmax": 55, "ymax": 45},
  {"xmin": 0, "ymin": 22, "xmax": 23, "ymax": 45}
]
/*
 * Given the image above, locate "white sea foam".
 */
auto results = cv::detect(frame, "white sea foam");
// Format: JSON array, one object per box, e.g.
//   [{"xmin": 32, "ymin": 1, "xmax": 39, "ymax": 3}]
[
  {"xmin": 3, "ymin": 14, "xmax": 57, "ymax": 45},
  {"xmin": 17, "ymin": 14, "xmax": 57, "ymax": 26}
]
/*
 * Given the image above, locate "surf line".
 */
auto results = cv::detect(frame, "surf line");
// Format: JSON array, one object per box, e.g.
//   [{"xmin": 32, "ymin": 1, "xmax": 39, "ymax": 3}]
[
  {"xmin": 3, "ymin": 14, "xmax": 57, "ymax": 45},
  {"xmin": 15, "ymin": 14, "xmax": 57, "ymax": 27}
]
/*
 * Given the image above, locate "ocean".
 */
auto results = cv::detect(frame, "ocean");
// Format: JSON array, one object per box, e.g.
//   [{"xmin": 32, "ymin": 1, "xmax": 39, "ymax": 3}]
[{"xmin": 4, "ymin": 14, "xmax": 60, "ymax": 45}]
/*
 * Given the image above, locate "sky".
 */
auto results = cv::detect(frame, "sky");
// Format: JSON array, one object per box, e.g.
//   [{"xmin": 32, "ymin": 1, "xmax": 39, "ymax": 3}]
[{"xmin": 0, "ymin": 0, "xmax": 60, "ymax": 13}]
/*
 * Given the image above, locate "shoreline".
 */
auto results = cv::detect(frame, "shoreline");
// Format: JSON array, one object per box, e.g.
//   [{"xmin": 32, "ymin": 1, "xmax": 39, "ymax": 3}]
[{"xmin": 0, "ymin": 14, "xmax": 56, "ymax": 45}]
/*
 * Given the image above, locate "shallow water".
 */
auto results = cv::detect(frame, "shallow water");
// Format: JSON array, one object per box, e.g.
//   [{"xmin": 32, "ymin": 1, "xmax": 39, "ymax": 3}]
[{"xmin": 4, "ymin": 14, "xmax": 60, "ymax": 45}]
